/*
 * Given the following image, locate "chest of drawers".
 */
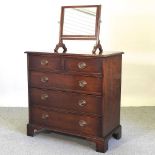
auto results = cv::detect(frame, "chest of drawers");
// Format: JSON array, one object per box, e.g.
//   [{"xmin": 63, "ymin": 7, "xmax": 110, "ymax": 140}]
[{"xmin": 26, "ymin": 51, "xmax": 123, "ymax": 153}]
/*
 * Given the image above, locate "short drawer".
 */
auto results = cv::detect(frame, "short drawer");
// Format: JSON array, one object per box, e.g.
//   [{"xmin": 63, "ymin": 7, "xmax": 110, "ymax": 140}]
[
  {"xmin": 64, "ymin": 58, "xmax": 102, "ymax": 73},
  {"xmin": 30, "ymin": 88, "xmax": 102, "ymax": 115},
  {"xmin": 30, "ymin": 71, "xmax": 102, "ymax": 94},
  {"xmin": 31, "ymin": 107, "xmax": 101, "ymax": 136},
  {"xmin": 29, "ymin": 55, "xmax": 61, "ymax": 70}
]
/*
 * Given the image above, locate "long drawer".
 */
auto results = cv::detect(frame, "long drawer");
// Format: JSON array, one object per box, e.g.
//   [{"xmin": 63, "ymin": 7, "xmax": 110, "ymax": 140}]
[
  {"xmin": 29, "ymin": 71, "xmax": 102, "ymax": 94},
  {"xmin": 30, "ymin": 88, "xmax": 102, "ymax": 115},
  {"xmin": 31, "ymin": 106, "xmax": 101, "ymax": 136}
]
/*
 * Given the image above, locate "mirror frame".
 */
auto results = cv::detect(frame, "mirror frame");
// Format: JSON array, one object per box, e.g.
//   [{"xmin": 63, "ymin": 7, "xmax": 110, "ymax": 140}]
[{"xmin": 54, "ymin": 5, "xmax": 103, "ymax": 54}]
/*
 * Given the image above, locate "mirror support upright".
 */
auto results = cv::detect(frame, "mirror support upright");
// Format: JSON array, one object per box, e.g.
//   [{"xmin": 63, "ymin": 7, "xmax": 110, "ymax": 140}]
[{"xmin": 54, "ymin": 6, "xmax": 67, "ymax": 53}]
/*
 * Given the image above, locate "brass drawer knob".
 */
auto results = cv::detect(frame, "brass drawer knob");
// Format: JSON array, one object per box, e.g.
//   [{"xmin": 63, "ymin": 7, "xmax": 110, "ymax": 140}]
[
  {"xmin": 41, "ymin": 76, "xmax": 48, "ymax": 83},
  {"xmin": 41, "ymin": 94, "xmax": 48, "ymax": 100},
  {"xmin": 78, "ymin": 99, "xmax": 87, "ymax": 107},
  {"xmin": 41, "ymin": 114, "xmax": 49, "ymax": 120},
  {"xmin": 78, "ymin": 62, "xmax": 86, "ymax": 69},
  {"xmin": 41, "ymin": 59, "xmax": 48, "ymax": 66},
  {"xmin": 79, "ymin": 120, "xmax": 87, "ymax": 127},
  {"xmin": 79, "ymin": 80, "xmax": 87, "ymax": 88},
  {"xmin": 34, "ymin": 129, "xmax": 38, "ymax": 133}
]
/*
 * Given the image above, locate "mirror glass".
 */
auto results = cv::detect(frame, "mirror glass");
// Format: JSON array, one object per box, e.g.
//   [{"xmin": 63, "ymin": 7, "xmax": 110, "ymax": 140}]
[{"xmin": 63, "ymin": 7, "xmax": 97, "ymax": 36}]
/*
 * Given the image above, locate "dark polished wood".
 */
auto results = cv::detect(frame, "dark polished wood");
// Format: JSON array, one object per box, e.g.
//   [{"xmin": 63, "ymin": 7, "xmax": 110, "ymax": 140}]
[
  {"xmin": 30, "ymin": 88, "xmax": 102, "ymax": 115},
  {"xmin": 30, "ymin": 71, "xmax": 102, "ymax": 94},
  {"xmin": 29, "ymin": 55, "xmax": 61, "ymax": 70},
  {"xmin": 102, "ymin": 55, "xmax": 122, "ymax": 136},
  {"xmin": 26, "ymin": 51, "xmax": 123, "ymax": 153},
  {"xmin": 64, "ymin": 57, "xmax": 102, "ymax": 73},
  {"xmin": 31, "ymin": 106, "xmax": 101, "ymax": 136}
]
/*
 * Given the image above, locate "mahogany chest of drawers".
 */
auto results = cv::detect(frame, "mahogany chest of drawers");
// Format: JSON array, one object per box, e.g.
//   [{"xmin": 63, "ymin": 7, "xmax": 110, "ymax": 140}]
[{"xmin": 26, "ymin": 51, "xmax": 123, "ymax": 153}]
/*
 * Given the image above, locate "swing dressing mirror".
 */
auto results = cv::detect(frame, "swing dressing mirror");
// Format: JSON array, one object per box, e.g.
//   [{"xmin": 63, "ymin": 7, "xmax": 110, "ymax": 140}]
[{"xmin": 54, "ymin": 5, "xmax": 103, "ymax": 54}]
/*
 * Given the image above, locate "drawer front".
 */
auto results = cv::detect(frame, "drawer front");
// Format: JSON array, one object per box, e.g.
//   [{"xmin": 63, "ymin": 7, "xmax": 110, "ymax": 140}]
[
  {"xmin": 30, "ymin": 71, "xmax": 102, "ymax": 94},
  {"xmin": 30, "ymin": 88, "xmax": 102, "ymax": 115},
  {"xmin": 64, "ymin": 58, "xmax": 102, "ymax": 73},
  {"xmin": 31, "ymin": 107, "xmax": 101, "ymax": 136},
  {"xmin": 29, "ymin": 55, "xmax": 61, "ymax": 70}
]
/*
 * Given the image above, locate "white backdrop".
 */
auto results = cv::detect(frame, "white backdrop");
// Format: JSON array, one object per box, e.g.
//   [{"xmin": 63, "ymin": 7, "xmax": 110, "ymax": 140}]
[{"xmin": 0, "ymin": 0, "xmax": 155, "ymax": 107}]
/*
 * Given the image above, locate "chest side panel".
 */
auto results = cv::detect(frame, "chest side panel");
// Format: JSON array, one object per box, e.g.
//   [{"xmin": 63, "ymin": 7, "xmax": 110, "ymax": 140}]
[{"xmin": 102, "ymin": 55, "xmax": 122, "ymax": 136}]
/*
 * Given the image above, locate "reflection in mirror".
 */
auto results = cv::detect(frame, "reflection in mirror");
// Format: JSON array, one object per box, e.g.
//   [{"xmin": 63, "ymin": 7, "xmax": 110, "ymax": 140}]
[{"xmin": 63, "ymin": 7, "xmax": 97, "ymax": 36}]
